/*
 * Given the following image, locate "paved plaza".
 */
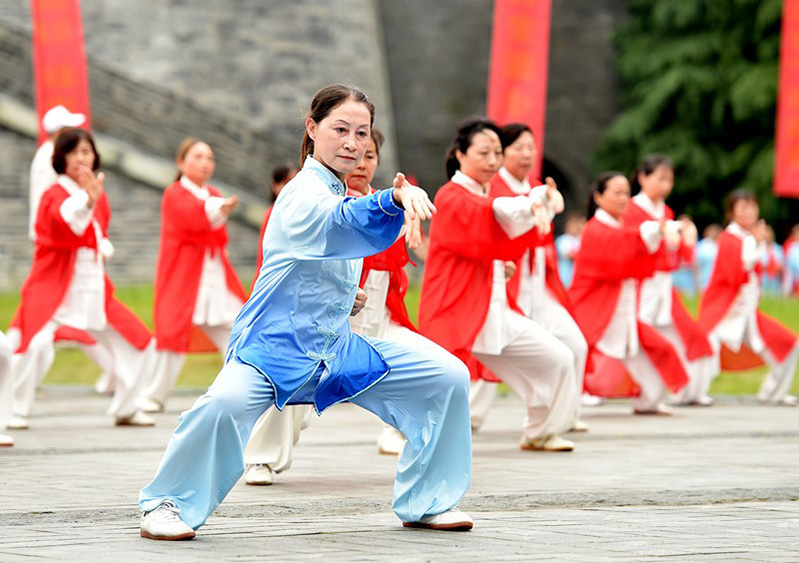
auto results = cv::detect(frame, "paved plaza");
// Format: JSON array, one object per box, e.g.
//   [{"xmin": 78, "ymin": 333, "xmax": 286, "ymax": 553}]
[{"xmin": 1, "ymin": 387, "xmax": 799, "ymax": 561}]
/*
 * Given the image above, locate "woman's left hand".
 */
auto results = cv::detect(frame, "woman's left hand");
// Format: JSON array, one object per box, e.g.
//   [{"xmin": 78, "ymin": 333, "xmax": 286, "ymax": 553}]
[{"xmin": 392, "ymin": 173, "xmax": 437, "ymax": 221}]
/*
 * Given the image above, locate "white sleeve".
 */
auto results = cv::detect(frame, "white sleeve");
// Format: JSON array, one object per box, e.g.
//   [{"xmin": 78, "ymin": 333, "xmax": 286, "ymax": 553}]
[
  {"xmin": 639, "ymin": 220, "xmax": 663, "ymax": 254},
  {"xmin": 99, "ymin": 237, "xmax": 115, "ymax": 260},
  {"xmin": 663, "ymin": 220, "xmax": 682, "ymax": 250},
  {"xmin": 29, "ymin": 144, "xmax": 57, "ymax": 241},
  {"xmin": 204, "ymin": 196, "xmax": 228, "ymax": 229},
  {"xmin": 740, "ymin": 236, "xmax": 759, "ymax": 271},
  {"xmin": 492, "ymin": 196, "xmax": 536, "ymax": 238},
  {"xmin": 59, "ymin": 190, "xmax": 94, "ymax": 236}
]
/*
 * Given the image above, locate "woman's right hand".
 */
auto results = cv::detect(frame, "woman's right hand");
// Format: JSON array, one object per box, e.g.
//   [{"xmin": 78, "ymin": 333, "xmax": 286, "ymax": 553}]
[
  {"xmin": 77, "ymin": 166, "xmax": 105, "ymax": 207},
  {"xmin": 220, "ymin": 195, "xmax": 239, "ymax": 216}
]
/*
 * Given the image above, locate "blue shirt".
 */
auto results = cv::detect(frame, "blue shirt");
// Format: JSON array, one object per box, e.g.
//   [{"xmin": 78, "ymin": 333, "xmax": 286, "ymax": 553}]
[
  {"xmin": 555, "ymin": 233, "xmax": 578, "ymax": 288},
  {"xmin": 695, "ymin": 238, "xmax": 718, "ymax": 291},
  {"xmin": 228, "ymin": 156, "xmax": 405, "ymax": 413}
]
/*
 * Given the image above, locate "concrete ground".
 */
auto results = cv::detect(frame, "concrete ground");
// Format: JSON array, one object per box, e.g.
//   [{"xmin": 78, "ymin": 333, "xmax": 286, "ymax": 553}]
[{"xmin": 1, "ymin": 387, "xmax": 798, "ymax": 561}]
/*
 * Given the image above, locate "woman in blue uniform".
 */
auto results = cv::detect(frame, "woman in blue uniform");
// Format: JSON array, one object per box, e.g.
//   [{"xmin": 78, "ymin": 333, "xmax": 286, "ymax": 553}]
[{"xmin": 139, "ymin": 84, "xmax": 473, "ymax": 540}]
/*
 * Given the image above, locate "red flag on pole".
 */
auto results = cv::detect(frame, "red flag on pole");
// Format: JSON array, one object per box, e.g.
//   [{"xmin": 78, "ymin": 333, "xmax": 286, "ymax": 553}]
[
  {"xmin": 775, "ymin": 0, "xmax": 799, "ymax": 198},
  {"xmin": 486, "ymin": 0, "xmax": 552, "ymax": 180},
  {"xmin": 31, "ymin": 0, "xmax": 91, "ymax": 144}
]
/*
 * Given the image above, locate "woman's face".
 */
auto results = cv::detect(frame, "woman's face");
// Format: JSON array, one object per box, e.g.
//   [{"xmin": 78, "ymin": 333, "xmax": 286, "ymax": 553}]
[
  {"xmin": 456, "ymin": 129, "xmax": 503, "ymax": 186},
  {"xmin": 64, "ymin": 139, "xmax": 96, "ymax": 181},
  {"xmin": 732, "ymin": 198, "xmax": 759, "ymax": 230},
  {"xmin": 307, "ymin": 99, "xmax": 371, "ymax": 179},
  {"xmin": 345, "ymin": 137, "xmax": 379, "ymax": 195},
  {"xmin": 595, "ymin": 175, "xmax": 631, "ymax": 220},
  {"xmin": 179, "ymin": 142, "xmax": 215, "ymax": 186},
  {"xmin": 503, "ymin": 130, "xmax": 536, "ymax": 182},
  {"xmin": 638, "ymin": 164, "xmax": 674, "ymax": 202}
]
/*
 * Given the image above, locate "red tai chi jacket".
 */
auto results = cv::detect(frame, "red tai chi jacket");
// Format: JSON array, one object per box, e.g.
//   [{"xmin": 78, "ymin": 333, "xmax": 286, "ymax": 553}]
[
  {"xmin": 11, "ymin": 183, "xmax": 151, "ymax": 353},
  {"xmin": 154, "ymin": 181, "xmax": 247, "ymax": 353}
]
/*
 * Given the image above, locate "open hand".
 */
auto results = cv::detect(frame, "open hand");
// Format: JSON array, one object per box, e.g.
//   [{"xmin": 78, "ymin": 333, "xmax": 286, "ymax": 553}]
[
  {"xmin": 404, "ymin": 215, "xmax": 423, "ymax": 250},
  {"xmin": 392, "ymin": 173, "xmax": 436, "ymax": 221},
  {"xmin": 220, "ymin": 195, "xmax": 239, "ymax": 216},
  {"xmin": 77, "ymin": 166, "xmax": 105, "ymax": 207}
]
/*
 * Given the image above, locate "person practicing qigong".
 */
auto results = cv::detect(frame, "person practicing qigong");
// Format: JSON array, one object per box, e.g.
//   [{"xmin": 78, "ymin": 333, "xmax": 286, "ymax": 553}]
[{"xmin": 139, "ymin": 84, "xmax": 474, "ymax": 540}]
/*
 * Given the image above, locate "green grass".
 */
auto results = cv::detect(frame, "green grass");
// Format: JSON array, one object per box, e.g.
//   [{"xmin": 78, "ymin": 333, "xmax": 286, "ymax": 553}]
[{"xmin": 1, "ymin": 286, "xmax": 797, "ymax": 394}]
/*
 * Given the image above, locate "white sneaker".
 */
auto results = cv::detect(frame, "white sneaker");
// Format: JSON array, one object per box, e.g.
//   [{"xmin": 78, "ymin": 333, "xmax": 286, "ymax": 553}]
[
  {"xmin": 520, "ymin": 434, "xmax": 575, "ymax": 452},
  {"xmin": 0, "ymin": 434, "xmax": 14, "ymax": 447},
  {"xmin": 7, "ymin": 416, "xmax": 28, "ymax": 430},
  {"xmin": 634, "ymin": 403, "xmax": 673, "ymax": 416},
  {"xmin": 377, "ymin": 426, "xmax": 406, "ymax": 455},
  {"xmin": 581, "ymin": 393, "xmax": 604, "ymax": 407},
  {"xmin": 139, "ymin": 397, "xmax": 164, "ymax": 413},
  {"xmin": 115, "ymin": 411, "xmax": 156, "ymax": 427},
  {"xmin": 403, "ymin": 507, "xmax": 473, "ymax": 531},
  {"xmin": 692, "ymin": 396, "xmax": 715, "ymax": 407},
  {"xmin": 781, "ymin": 395, "xmax": 799, "ymax": 407},
  {"xmin": 140, "ymin": 500, "xmax": 196, "ymax": 540},
  {"xmin": 569, "ymin": 419, "xmax": 590, "ymax": 433},
  {"xmin": 244, "ymin": 464, "xmax": 274, "ymax": 486}
]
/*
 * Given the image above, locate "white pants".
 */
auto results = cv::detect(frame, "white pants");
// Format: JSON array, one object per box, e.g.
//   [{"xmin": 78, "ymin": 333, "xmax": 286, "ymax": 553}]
[
  {"xmin": 530, "ymin": 290, "xmax": 589, "ymax": 425},
  {"xmin": 141, "ymin": 323, "xmax": 232, "ymax": 408},
  {"xmin": 757, "ymin": 344, "xmax": 799, "ymax": 403},
  {"xmin": 0, "ymin": 332, "xmax": 12, "ymax": 430},
  {"xmin": 471, "ymin": 309, "xmax": 578, "ymax": 441},
  {"xmin": 623, "ymin": 348, "xmax": 668, "ymax": 412},
  {"xmin": 655, "ymin": 324, "xmax": 719, "ymax": 404},
  {"xmin": 81, "ymin": 342, "xmax": 116, "ymax": 394},
  {"xmin": 10, "ymin": 322, "xmax": 154, "ymax": 419}
]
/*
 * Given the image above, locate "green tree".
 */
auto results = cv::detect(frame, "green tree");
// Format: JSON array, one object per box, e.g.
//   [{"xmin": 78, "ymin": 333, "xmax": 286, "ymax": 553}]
[{"xmin": 594, "ymin": 0, "xmax": 798, "ymax": 236}]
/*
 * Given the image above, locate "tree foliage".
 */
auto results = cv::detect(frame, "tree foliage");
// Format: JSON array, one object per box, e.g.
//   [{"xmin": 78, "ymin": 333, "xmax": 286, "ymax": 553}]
[{"xmin": 593, "ymin": 0, "xmax": 798, "ymax": 235}]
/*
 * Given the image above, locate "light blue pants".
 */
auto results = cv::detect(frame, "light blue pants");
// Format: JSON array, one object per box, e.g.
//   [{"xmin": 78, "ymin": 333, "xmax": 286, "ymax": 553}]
[{"xmin": 139, "ymin": 337, "xmax": 472, "ymax": 530}]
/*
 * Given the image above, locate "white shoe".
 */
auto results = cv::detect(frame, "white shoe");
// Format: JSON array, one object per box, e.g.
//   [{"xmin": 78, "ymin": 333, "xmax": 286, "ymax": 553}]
[
  {"xmin": 0, "ymin": 434, "xmax": 14, "ymax": 447},
  {"xmin": 139, "ymin": 397, "xmax": 164, "ymax": 413},
  {"xmin": 115, "ymin": 411, "xmax": 156, "ymax": 427},
  {"xmin": 691, "ymin": 396, "xmax": 715, "ymax": 407},
  {"xmin": 94, "ymin": 372, "xmax": 116, "ymax": 396},
  {"xmin": 244, "ymin": 464, "xmax": 274, "ymax": 486},
  {"xmin": 377, "ymin": 426, "xmax": 406, "ymax": 455},
  {"xmin": 520, "ymin": 434, "xmax": 575, "ymax": 452},
  {"xmin": 140, "ymin": 500, "xmax": 196, "ymax": 540},
  {"xmin": 569, "ymin": 419, "xmax": 589, "ymax": 433},
  {"xmin": 581, "ymin": 393, "xmax": 604, "ymax": 407},
  {"xmin": 403, "ymin": 507, "xmax": 473, "ymax": 531},
  {"xmin": 781, "ymin": 395, "xmax": 799, "ymax": 407},
  {"xmin": 634, "ymin": 403, "xmax": 673, "ymax": 416},
  {"xmin": 7, "ymin": 416, "xmax": 28, "ymax": 430}
]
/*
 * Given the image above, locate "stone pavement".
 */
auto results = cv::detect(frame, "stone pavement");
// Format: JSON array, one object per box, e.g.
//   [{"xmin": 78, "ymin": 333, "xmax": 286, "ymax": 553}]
[{"xmin": 1, "ymin": 387, "xmax": 799, "ymax": 561}]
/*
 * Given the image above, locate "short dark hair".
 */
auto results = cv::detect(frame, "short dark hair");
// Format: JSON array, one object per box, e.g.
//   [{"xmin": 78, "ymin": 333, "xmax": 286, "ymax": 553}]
[
  {"xmin": 444, "ymin": 117, "xmax": 503, "ymax": 179},
  {"xmin": 500, "ymin": 123, "xmax": 533, "ymax": 151},
  {"xmin": 587, "ymin": 171, "xmax": 627, "ymax": 218},
  {"xmin": 725, "ymin": 189, "xmax": 758, "ymax": 222},
  {"xmin": 52, "ymin": 127, "xmax": 100, "ymax": 174}
]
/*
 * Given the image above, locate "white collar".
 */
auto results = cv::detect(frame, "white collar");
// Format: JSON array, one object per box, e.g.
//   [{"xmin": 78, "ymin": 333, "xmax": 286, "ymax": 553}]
[
  {"xmin": 180, "ymin": 175, "xmax": 210, "ymax": 199},
  {"xmin": 727, "ymin": 221, "xmax": 752, "ymax": 240},
  {"xmin": 632, "ymin": 192, "xmax": 665, "ymax": 219},
  {"xmin": 57, "ymin": 174, "xmax": 83, "ymax": 196},
  {"xmin": 594, "ymin": 208, "xmax": 621, "ymax": 228},
  {"xmin": 451, "ymin": 170, "xmax": 489, "ymax": 198},
  {"xmin": 498, "ymin": 166, "xmax": 531, "ymax": 195}
]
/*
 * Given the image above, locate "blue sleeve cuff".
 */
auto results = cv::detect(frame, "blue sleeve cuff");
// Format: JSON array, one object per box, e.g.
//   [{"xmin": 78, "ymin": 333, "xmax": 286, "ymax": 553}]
[{"xmin": 377, "ymin": 188, "xmax": 403, "ymax": 217}]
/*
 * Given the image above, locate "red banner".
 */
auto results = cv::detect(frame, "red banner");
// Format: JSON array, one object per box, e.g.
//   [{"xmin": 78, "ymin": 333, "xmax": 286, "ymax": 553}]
[
  {"xmin": 31, "ymin": 0, "xmax": 91, "ymax": 144},
  {"xmin": 486, "ymin": 0, "xmax": 552, "ymax": 180},
  {"xmin": 775, "ymin": 0, "xmax": 799, "ymax": 198}
]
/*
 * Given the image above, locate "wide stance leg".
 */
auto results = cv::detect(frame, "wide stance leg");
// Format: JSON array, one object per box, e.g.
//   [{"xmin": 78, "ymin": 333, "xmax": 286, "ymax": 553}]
[
  {"xmin": 532, "ymin": 292, "xmax": 588, "ymax": 426},
  {"xmin": 139, "ymin": 359, "xmax": 275, "ymax": 530},
  {"xmin": 10, "ymin": 324, "xmax": 56, "ymax": 418},
  {"xmin": 350, "ymin": 337, "xmax": 472, "ymax": 523},
  {"xmin": 623, "ymin": 349, "xmax": 668, "ymax": 412},
  {"xmin": 469, "ymin": 379, "xmax": 498, "ymax": 431},
  {"xmin": 0, "ymin": 332, "xmax": 13, "ymax": 431},
  {"xmin": 474, "ymin": 312, "xmax": 577, "ymax": 442},
  {"xmin": 243, "ymin": 405, "xmax": 313, "ymax": 471},
  {"xmin": 758, "ymin": 344, "xmax": 799, "ymax": 404}
]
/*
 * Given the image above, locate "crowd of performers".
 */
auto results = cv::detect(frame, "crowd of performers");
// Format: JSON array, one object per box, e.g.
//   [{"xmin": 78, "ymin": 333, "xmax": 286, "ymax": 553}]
[{"xmin": 0, "ymin": 86, "xmax": 797, "ymax": 539}]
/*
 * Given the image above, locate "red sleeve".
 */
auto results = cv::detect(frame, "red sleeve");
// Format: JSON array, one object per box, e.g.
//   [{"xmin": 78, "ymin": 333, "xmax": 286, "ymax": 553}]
[
  {"xmin": 161, "ymin": 183, "xmax": 218, "ymax": 243},
  {"xmin": 431, "ymin": 183, "xmax": 534, "ymax": 261},
  {"xmin": 574, "ymin": 219, "xmax": 654, "ymax": 281}
]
